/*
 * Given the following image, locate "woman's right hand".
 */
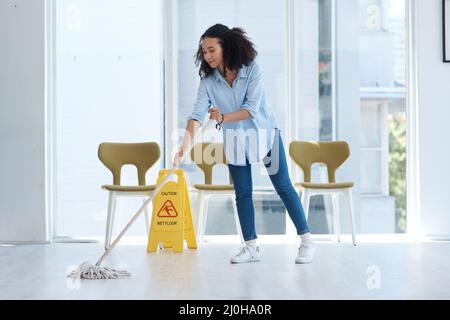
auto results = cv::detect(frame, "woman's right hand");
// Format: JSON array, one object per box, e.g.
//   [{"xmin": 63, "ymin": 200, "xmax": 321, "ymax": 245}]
[
  {"xmin": 173, "ymin": 145, "xmax": 185, "ymax": 167},
  {"xmin": 174, "ymin": 119, "xmax": 199, "ymax": 167}
]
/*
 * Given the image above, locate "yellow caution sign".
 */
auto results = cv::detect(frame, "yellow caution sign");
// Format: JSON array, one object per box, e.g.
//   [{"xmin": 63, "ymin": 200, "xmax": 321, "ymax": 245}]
[{"xmin": 147, "ymin": 169, "xmax": 197, "ymax": 253}]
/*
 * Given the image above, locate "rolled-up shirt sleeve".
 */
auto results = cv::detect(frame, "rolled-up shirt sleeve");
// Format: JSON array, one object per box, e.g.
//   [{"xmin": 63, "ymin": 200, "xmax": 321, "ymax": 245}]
[
  {"xmin": 241, "ymin": 62, "xmax": 263, "ymax": 118},
  {"xmin": 187, "ymin": 80, "xmax": 211, "ymax": 125}
]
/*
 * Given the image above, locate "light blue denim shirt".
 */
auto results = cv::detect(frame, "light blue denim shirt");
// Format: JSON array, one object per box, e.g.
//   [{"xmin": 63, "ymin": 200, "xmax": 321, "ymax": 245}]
[{"xmin": 187, "ymin": 60, "xmax": 279, "ymax": 166}]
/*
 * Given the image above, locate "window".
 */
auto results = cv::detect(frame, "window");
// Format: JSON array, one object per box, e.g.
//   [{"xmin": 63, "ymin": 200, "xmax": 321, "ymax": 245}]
[
  {"xmin": 52, "ymin": 0, "xmax": 409, "ymax": 239},
  {"xmin": 294, "ymin": 0, "xmax": 334, "ymax": 233},
  {"xmin": 54, "ymin": 0, "xmax": 163, "ymax": 239},
  {"xmin": 359, "ymin": 0, "xmax": 407, "ymax": 233},
  {"xmin": 172, "ymin": 0, "xmax": 408, "ymax": 236}
]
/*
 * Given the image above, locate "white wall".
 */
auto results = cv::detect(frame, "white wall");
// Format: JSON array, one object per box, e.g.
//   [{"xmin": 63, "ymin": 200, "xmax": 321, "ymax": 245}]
[
  {"xmin": 0, "ymin": 0, "xmax": 47, "ymax": 242},
  {"xmin": 416, "ymin": 0, "xmax": 450, "ymax": 237}
]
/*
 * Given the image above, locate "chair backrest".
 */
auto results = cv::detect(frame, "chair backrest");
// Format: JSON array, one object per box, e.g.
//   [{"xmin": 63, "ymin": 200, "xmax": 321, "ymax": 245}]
[
  {"xmin": 289, "ymin": 141, "xmax": 350, "ymax": 183},
  {"xmin": 98, "ymin": 142, "xmax": 160, "ymax": 185},
  {"xmin": 190, "ymin": 142, "xmax": 232, "ymax": 185}
]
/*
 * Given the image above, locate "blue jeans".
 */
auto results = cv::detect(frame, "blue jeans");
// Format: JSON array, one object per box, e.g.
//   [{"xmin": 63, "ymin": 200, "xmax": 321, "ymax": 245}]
[{"xmin": 227, "ymin": 130, "xmax": 310, "ymax": 241}]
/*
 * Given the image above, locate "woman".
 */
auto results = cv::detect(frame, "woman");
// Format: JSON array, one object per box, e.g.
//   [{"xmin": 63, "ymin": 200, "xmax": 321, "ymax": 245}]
[{"xmin": 174, "ymin": 24, "xmax": 314, "ymax": 264}]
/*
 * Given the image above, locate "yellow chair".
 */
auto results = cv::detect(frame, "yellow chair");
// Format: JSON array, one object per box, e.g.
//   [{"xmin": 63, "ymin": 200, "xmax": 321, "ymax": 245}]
[
  {"xmin": 289, "ymin": 141, "xmax": 356, "ymax": 245},
  {"xmin": 190, "ymin": 142, "xmax": 243, "ymax": 245},
  {"xmin": 98, "ymin": 142, "xmax": 160, "ymax": 250}
]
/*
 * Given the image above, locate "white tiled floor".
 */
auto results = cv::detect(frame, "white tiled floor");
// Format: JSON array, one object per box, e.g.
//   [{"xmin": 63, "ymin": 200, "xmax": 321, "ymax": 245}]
[{"xmin": 1, "ymin": 239, "xmax": 449, "ymax": 300}]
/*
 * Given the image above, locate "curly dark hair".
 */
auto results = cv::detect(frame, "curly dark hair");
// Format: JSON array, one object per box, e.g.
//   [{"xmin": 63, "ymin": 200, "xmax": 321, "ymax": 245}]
[{"xmin": 195, "ymin": 23, "xmax": 257, "ymax": 79}]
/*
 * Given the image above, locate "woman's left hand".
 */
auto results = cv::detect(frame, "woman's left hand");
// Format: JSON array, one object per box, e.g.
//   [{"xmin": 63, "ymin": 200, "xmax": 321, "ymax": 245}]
[{"xmin": 208, "ymin": 107, "xmax": 223, "ymax": 123}]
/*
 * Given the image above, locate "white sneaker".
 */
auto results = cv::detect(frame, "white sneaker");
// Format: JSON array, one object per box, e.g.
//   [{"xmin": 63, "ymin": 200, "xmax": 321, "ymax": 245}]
[
  {"xmin": 295, "ymin": 242, "xmax": 315, "ymax": 264},
  {"xmin": 230, "ymin": 246, "xmax": 261, "ymax": 264}
]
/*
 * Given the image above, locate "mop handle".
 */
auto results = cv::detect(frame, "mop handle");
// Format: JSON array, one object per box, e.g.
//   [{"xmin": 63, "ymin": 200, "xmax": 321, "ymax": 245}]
[{"xmin": 96, "ymin": 119, "xmax": 215, "ymax": 266}]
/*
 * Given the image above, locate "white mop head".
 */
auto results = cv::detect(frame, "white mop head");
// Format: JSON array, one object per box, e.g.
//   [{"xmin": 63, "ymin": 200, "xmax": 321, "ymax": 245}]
[{"xmin": 67, "ymin": 262, "xmax": 131, "ymax": 280}]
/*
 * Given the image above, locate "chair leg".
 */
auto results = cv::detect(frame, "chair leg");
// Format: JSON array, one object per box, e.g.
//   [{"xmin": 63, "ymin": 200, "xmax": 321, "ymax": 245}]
[
  {"xmin": 323, "ymin": 193, "xmax": 334, "ymax": 234},
  {"xmin": 302, "ymin": 189, "xmax": 311, "ymax": 221},
  {"xmin": 143, "ymin": 192, "xmax": 152, "ymax": 236},
  {"xmin": 196, "ymin": 191, "xmax": 205, "ymax": 245},
  {"xmin": 231, "ymin": 195, "xmax": 244, "ymax": 244},
  {"xmin": 346, "ymin": 189, "xmax": 357, "ymax": 246},
  {"xmin": 201, "ymin": 195, "xmax": 210, "ymax": 244},
  {"xmin": 331, "ymin": 194, "xmax": 341, "ymax": 243},
  {"xmin": 105, "ymin": 191, "xmax": 117, "ymax": 250}
]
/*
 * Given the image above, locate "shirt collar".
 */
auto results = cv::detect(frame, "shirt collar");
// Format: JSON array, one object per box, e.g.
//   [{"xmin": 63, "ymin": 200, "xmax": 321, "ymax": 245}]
[{"xmin": 214, "ymin": 65, "xmax": 248, "ymax": 83}]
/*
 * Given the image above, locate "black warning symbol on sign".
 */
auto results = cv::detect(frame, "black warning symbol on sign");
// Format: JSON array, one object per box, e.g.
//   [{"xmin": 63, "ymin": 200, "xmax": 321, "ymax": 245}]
[{"xmin": 157, "ymin": 200, "xmax": 178, "ymax": 218}]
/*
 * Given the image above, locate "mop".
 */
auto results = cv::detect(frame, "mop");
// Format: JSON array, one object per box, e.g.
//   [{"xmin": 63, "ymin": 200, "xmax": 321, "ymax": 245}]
[{"xmin": 68, "ymin": 119, "xmax": 216, "ymax": 280}]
